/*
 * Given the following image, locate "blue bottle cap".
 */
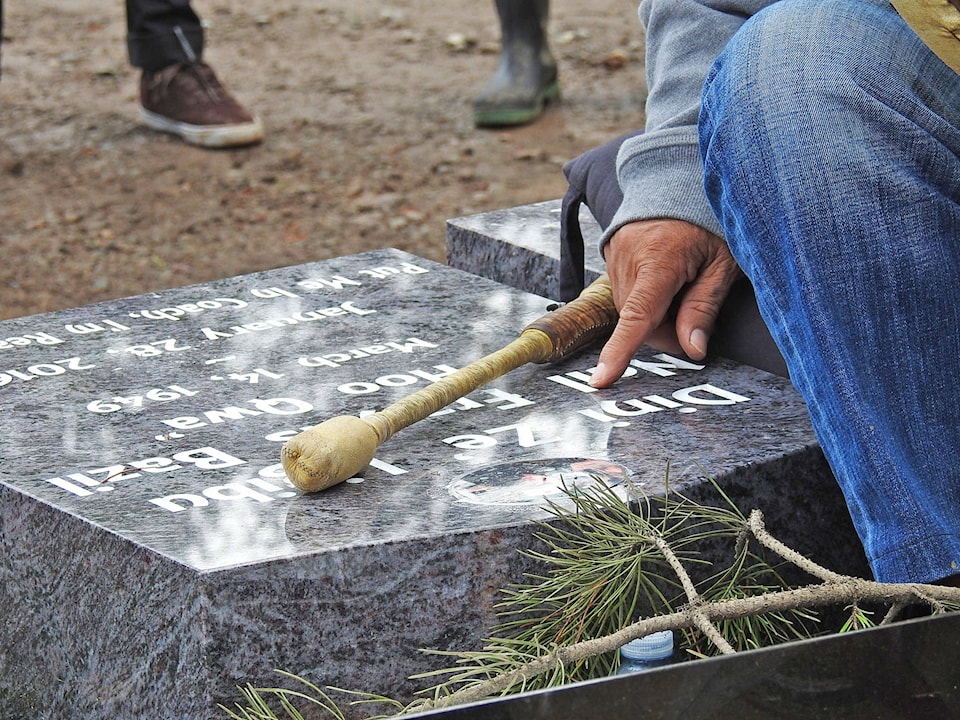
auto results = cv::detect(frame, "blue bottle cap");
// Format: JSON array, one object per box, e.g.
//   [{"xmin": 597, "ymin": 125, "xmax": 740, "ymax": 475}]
[{"xmin": 620, "ymin": 630, "xmax": 674, "ymax": 662}]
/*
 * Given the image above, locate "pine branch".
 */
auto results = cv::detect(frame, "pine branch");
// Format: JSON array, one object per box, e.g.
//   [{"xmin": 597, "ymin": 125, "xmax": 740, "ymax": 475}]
[
  {"xmin": 411, "ymin": 511, "xmax": 960, "ymax": 713},
  {"xmin": 411, "ymin": 578, "xmax": 960, "ymax": 713},
  {"xmin": 747, "ymin": 510, "xmax": 846, "ymax": 583},
  {"xmin": 649, "ymin": 534, "xmax": 735, "ymax": 655},
  {"xmin": 223, "ymin": 481, "xmax": 960, "ymax": 720}
]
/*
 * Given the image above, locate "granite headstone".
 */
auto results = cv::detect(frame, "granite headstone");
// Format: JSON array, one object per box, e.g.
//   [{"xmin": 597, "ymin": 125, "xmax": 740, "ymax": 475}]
[
  {"xmin": 0, "ymin": 249, "xmax": 865, "ymax": 719},
  {"xmin": 446, "ymin": 198, "xmax": 601, "ymax": 301}
]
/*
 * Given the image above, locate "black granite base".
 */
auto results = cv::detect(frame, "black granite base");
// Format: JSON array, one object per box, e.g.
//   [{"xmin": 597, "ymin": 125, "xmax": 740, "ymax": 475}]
[{"xmin": 408, "ymin": 612, "xmax": 960, "ymax": 720}]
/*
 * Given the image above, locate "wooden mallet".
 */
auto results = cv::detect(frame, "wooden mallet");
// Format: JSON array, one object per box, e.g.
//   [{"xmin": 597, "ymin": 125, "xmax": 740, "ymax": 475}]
[{"xmin": 281, "ymin": 275, "xmax": 619, "ymax": 492}]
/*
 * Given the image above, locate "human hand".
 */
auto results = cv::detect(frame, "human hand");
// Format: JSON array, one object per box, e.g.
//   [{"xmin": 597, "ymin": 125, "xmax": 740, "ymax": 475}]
[{"xmin": 589, "ymin": 218, "xmax": 741, "ymax": 388}]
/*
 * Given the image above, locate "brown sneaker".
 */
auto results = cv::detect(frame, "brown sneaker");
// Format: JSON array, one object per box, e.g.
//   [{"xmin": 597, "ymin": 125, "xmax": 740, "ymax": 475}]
[{"xmin": 139, "ymin": 61, "xmax": 264, "ymax": 148}]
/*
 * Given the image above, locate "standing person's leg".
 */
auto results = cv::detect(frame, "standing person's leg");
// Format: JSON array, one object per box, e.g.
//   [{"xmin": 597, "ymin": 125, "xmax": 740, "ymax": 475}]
[
  {"xmin": 473, "ymin": 0, "xmax": 558, "ymax": 128},
  {"xmin": 126, "ymin": 0, "xmax": 202, "ymax": 72},
  {"xmin": 126, "ymin": 0, "xmax": 263, "ymax": 148},
  {"xmin": 700, "ymin": 0, "xmax": 960, "ymax": 584}
]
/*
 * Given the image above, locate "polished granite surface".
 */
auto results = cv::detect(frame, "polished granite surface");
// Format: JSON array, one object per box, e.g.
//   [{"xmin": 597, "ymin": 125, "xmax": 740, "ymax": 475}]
[
  {"xmin": 0, "ymin": 249, "xmax": 865, "ymax": 719},
  {"xmin": 1, "ymin": 249, "xmax": 820, "ymax": 572},
  {"xmin": 447, "ymin": 198, "xmax": 602, "ymax": 301}
]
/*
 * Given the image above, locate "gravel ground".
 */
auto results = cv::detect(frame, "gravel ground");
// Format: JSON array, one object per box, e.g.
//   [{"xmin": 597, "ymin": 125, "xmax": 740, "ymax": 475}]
[{"xmin": 1, "ymin": 0, "xmax": 647, "ymax": 321}]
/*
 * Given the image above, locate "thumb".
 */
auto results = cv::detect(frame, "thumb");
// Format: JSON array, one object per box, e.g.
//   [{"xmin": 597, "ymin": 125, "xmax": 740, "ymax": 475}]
[{"xmin": 675, "ymin": 263, "xmax": 740, "ymax": 360}]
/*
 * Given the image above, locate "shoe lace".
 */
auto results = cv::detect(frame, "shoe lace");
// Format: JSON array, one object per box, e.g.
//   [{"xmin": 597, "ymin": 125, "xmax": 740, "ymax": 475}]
[{"xmin": 152, "ymin": 61, "xmax": 228, "ymax": 105}]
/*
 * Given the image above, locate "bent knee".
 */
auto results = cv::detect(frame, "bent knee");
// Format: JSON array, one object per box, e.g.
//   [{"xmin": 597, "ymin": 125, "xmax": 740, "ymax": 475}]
[{"xmin": 709, "ymin": 0, "xmax": 918, "ymax": 107}]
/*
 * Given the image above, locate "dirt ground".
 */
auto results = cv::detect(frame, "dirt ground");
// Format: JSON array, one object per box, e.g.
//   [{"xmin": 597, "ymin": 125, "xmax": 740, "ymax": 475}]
[{"xmin": 0, "ymin": 0, "xmax": 647, "ymax": 322}]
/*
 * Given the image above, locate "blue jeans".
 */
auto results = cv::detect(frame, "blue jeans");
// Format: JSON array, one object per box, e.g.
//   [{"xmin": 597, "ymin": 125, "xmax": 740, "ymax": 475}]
[{"xmin": 699, "ymin": 0, "xmax": 960, "ymax": 583}]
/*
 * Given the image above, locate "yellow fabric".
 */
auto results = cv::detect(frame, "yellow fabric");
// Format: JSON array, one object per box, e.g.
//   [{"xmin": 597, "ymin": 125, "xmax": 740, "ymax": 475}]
[{"xmin": 892, "ymin": 0, "xmax": 960, "ymax": 74}]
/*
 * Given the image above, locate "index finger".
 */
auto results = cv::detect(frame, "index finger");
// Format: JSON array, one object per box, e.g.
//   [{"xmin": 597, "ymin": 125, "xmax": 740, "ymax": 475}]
[{"xmin": 590, "ymin": 262, "xmax": 687, "ymax": 387}]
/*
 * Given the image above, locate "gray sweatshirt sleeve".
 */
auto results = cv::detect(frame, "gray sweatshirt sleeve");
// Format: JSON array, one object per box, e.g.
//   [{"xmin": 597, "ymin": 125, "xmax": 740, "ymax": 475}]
[{"xmin": 600, "ymin": 0, "xmax": 778, "ymax": 250}]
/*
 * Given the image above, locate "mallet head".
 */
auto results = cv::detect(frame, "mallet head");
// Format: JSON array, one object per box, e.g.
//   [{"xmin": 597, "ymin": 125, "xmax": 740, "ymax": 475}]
[{"xmin": 281, "ymin": 415, "xmax": 381, "ymax": 492}]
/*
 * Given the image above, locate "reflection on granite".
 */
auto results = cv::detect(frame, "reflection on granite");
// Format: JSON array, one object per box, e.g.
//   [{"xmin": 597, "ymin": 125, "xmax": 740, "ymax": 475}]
[
  {"xmin": 446, "ymin": 199, "xmax": 603, "ymax": 301},
  {"xmin": 0, "ymin": 249, "xmax": 866, "ymax": 719}
]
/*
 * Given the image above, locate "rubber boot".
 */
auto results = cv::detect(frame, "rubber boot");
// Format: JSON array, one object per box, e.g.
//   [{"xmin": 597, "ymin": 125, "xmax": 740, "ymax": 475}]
[{"xmin": 473, "ymin": 0, "xmax": 559, "ymax": 128}]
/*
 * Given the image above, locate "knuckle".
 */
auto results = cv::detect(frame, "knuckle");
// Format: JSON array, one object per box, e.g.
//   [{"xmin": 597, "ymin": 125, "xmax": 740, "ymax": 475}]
[{"xmin": 618, "ymin": 295, "xmax": 658, "ymax": 326}]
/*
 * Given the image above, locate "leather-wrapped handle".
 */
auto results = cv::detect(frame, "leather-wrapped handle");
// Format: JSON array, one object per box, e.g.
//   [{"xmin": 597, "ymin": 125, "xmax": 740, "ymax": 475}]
[{"xmin": 522, "ymin": 274, "xmax": 618, "ymax": 363}]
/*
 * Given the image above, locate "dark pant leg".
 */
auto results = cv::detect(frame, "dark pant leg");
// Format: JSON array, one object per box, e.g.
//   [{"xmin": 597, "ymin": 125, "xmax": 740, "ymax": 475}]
[{"xmin": 126, "ymin": 0, "xmax": 204, "ymax": 72}]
